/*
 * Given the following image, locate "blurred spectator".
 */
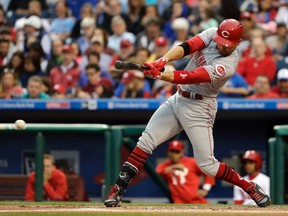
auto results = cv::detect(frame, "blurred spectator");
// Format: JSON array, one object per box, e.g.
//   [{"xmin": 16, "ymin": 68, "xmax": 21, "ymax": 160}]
[
  {"xmin": 70, "ymin": 2, "xmax": 94, "ymax": 39},
  {"xmin": 254, "ymin": 0, "xmax": 277, "ymax": 35},
  {"xmin": 51, "ymin": 83, "xmax": 66, "ymax": 99},
  {"xmin": 14, "ymin": 0, "xmax": 50, "ymax": 33},
  {"xmin": 25, "ymin": 153, "xmax": 68, "ymax": 201},
  {"xmin": 20, "ymin": 54, "xmax": 43, "ymax": 87},
  {"xmin": 191, "ymin": 5, "xmax": 219, "ymax": 35},
  {"xmin": 156, "ymin": 140, "xmax": 215, "ymax": 204},
  {"xmin": 218, "ymin": 73, "xmax": 250, "ymax": 98},
  {"xmin": 162, "ymin": 0, "xmax": 190, "ymax": 22},
  {"xmin": 77, "ymin": 17, "xmax": 96, "ymax": 55},
  {"xmin": 95, "ymin": 0, "xmax": 132, "ymax": 35},
  {"xmin": 80, "ymin": 35, "xmax": 113, "ymax": 76},
  {"xmin": 71, "ymin": 41, "xmax": 83, "ymax": 66},
  {"xmin": 16, "ymin": 15, "xmax": 46, "ymax": 53},
  {"xmin": 147, "ymin": 36, "xmax": 170, "ymax": 63},
  {"xmin": 141, "ymin": 4, "xmax": 159, "ymax": 30},
  {"xmin": 265, "ymin": 22, "xmax": 288, "ymax": 61},
  {"xmin": 41, "ymin": 76, "xmax": 52, "ymax": 95},
  {"xmin": 0, "ymin": 39, "xmax": 11, "ymax": 66},
  {"xmin": 0, "ymin": 27, "xmax": 17, "ymax": 61},
  {"xmin": 7, "ymin": 0, "xmax": 47, "ymax": 24},
  {"xmin": 240, "ymin": 28, "xmax": 273, "ymax": 58},
  {"xmin": 237, "ymin": 37, "xmax": 276, "ymax": 86},
  {"xmin": 79, "ymin": 50, "xmax": 114, "ymax": 88},
  {"xmin": 246, "ymin": 74, "xmax": 279, "ymax": 99},
  {"xmin": 22, "ymin": 75, "xmax": 50, "ymax": 98},
  {"xmin": 114, "ymin": 70, "xmax": 151, "ymax": 98},
  {"xmin": 134, "ymin": 47, "xmax": 150, "ymax": 65},
  {"xmin": 275, "ymin": 0, "xmax": 288, "ymax": 27},
  {"xmin": 56, "ymin": 159, "xmax": 89, "ymax": 201},
  {"xmin": 6, "ymin": 51, "xmax": 25, "ymax": 76},
  {"xmin": 238, "ymin": 12, "xmax": 256, "ymax": 57},
  {"xmin": 46, "ymin": 38, "xmax": 63, "ymax": 74},
  {"xmin": 0, "ymin": 68, "xmax": 23, "ymax": 99},
  {"xmin": 50, "ymin": 44, "xmax": 80, "ymax": 97},
  {"xmin": 107, "ymin": 15, "xmax": 136, "ymax": 53},
  {"xmin": 77, "ymin": 63, "xmax": 114, "ymax": 99},
  {"xmin": 108, "ymin": 39, "xmax": 136, "ymax": 81},
  {"xmin": 234, "ymin": 150, "xmax": 270, "ymax": 205},
  {"xmin": 170, "ymin": 17, "xmax": 190, "ymax": 49},
  {"xmin": 135, "ymin": 17, "xmax": 162, "ymax": 52},
  {"xmin": 49, "ymin": 0, "xmax": 75, "ymax": 41},
  {"xmin": 28, "ymin": 41, "xmax": 48, "ymax": 73},
  {"xmin": 127, "ymin": 0, "xmax": 146, "ymax": 34},
  {"xmin": 271, "ymin": 68, "xmax": 288, "ymax": 98},
  {"xmin": 0, "ymin": 5, "xmax": 12, "ymax": 29},
  {"xmin": 163, "ymin": 0, "xmax": 191, "ymax": 41}
]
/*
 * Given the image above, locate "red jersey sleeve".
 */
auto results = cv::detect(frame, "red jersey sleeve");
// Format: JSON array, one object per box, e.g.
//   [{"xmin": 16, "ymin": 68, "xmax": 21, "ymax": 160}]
[
  {"xmin": 25, "ymin": 173, "xmax": 35, "ymax": 201},
  {"xmin": 186, "ymin": 36, "xmax": 206, "ymax": 54},
  {"xmin": 172, "ymin": 67, "xmax": 211, "ymax": 84}
]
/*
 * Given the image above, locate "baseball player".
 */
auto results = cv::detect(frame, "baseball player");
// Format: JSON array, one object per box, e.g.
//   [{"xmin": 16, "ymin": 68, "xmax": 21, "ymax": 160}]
[
  {"xmin": 234, "ymin": 150, "xmax": 270, "ymax": 205},
  {"xmin": 156, "ymin": 140, "xmax": 215, "ymax": 204},
  {"xmin": 104, "ymin": 19, "xmax": 271, "ymax": 208}
]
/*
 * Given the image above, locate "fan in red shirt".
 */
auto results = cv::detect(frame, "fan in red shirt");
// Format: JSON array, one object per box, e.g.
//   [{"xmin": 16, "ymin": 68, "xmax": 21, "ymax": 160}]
[
  {"xmin": 156, "ymin": 140, "xmax": 215, "ymax": 204},
  {"xmin": 247, "ymin": 74, "xmax": 279, "ymax": 99},
  {"xmin": 271, "ymin": 68, "xmax": 288, "ymax": 98},
  {"xmin": 237, "ymin": 37, "xmax": 276, "ymax": 87},
  {"xmin": 25, "ymin": 154, "xmax": 68, "ymax": 201}
]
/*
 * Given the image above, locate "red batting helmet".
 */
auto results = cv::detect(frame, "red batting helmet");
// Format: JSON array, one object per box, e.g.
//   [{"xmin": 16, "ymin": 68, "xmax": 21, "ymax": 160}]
[
  {"xmin": 213, "ymin": 19, "xmax": 243, "ymax": 47},
  {"xmin": 242, "ymin": 150, "xmax": 262, "ymax": 171}
]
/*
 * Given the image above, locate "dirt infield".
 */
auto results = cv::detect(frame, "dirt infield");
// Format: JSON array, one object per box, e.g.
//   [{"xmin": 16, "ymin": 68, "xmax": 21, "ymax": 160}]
[{"xmin": 0, "ymin": 203, "xmax": 287, "ymax": 216}]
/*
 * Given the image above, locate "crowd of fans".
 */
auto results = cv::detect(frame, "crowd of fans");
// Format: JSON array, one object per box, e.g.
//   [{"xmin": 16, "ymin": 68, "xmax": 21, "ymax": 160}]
[{"xmin": 0, "ymin": 0, "xmax": 287, "ymax": 99}]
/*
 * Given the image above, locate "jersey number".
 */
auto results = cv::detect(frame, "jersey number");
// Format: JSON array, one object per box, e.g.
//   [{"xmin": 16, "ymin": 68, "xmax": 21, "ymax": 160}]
[{"xmin": 172, "ymin": 168, "xmax": 188, "ymax": 185}]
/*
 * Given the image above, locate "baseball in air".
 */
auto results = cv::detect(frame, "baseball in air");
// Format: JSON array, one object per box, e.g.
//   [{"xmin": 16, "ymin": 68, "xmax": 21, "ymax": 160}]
[{"xmin": 15, "ymin": 119, "xmax": 26, "ymax": 130}]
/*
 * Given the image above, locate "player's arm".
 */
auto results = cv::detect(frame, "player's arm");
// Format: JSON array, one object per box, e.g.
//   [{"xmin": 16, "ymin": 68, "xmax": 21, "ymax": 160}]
[
  {"xmin": 43, "ymin": 175, "xmax": 68, "ymax": 201},
  {"xmin": 144, "ymin": 65, "xmax": 211, "ymax": 84},
  {"xmin": 25, "ymin": 174, "xmax": 35, "ymax": 201},
  {"xmin": 148, "ymin": 36, "xmax": 206, "ymax": 70}
]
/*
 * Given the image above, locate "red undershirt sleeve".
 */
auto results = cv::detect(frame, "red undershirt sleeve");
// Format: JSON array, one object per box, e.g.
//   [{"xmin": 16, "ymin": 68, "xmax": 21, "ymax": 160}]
[
  {"xmin": 186, "ymin": 35, "xmax": 206, "ymax": 54},
  {"xmin": 172, "ymin": 67, "xmax": 212, "ymax": 84}
]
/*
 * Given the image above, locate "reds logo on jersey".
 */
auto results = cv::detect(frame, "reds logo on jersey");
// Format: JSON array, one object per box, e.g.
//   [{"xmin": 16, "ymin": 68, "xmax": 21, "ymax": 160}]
[{"xmin": 215, "ymin": 64, "xmax": 226, "ymax": 77}]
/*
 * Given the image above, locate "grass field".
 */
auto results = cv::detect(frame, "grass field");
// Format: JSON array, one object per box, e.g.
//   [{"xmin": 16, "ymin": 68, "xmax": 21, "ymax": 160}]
[{"xmin": 0, "ymin": 202, "xmax": 287, "ymax": 216}]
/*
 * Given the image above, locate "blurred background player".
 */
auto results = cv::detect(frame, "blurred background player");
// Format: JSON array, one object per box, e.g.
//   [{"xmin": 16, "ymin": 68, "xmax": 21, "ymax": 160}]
[
  {"xmin": 25, "ymin": 153, "xmax": 68, "ymax": 201},
  {"xmin": 156, "ymin": 140, "xmax": 215, "ymax": 204},
  {"xmin": 233, "ymin": 150, "xmax": 270, "ymax": 205}
]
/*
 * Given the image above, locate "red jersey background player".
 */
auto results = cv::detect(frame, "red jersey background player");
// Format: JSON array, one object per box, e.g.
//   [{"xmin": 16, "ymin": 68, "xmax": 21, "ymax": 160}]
[
  {"xmin": 25, "ymin": 154, "xmax": 68, "ymax": 201},
  {"xmin": 156, "ymin": 140, "xmax": 215, "ymax": 204}
]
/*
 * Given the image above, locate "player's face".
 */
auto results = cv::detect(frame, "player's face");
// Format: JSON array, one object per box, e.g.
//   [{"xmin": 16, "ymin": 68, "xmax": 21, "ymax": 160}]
[
  {"xmin": 43, "ymin": 158, "xmax": 54, "ymax": 177},
  {"xmin": 243, "ymin": 160, "xmax": 257, "ymax": 175},
  {"xmin": 168, "ymin": 150, "xmax": 183, "ymax": 163},
  {"xmin": 216, "ymin": 43, "xmax": 238, "ymax": 56}
]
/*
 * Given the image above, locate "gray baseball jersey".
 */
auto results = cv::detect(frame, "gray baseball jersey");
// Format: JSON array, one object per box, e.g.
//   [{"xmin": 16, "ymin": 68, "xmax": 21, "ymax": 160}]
[{"xmin": 181, "ymin": 27, "xmax": 239, "ymax": 97}]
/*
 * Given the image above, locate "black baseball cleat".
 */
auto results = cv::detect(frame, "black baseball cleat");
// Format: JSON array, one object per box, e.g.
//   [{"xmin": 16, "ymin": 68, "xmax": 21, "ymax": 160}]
[
  {"xmin": 246, "ymin": 182, "xmax": 271, "ymax": 207},
  {"xmin": 104, "ymin": 184, "xmax": 125, "ymax": 207}
]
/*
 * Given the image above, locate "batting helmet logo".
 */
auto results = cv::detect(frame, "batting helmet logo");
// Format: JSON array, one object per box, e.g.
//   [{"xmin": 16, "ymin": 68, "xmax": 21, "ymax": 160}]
[{"xmin": 221, "ymin": 31, "xmax": 230, "ymax": 38}]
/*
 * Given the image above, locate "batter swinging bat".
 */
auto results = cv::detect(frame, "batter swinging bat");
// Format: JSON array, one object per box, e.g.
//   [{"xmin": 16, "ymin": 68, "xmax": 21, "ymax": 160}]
[{"xmin": 114, "ymin": 60, "xmax": 149, "ymax": 71}]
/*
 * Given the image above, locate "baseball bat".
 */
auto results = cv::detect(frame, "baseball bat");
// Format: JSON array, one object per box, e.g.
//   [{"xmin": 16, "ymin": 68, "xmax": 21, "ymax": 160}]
[{"xmin": 114, "ymin": 60, "xmax": 149, "ymax": 71}]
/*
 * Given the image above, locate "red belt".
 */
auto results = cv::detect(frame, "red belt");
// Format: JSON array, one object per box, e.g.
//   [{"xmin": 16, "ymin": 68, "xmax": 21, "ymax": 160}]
[{"xmin": 178, "ymin": 88, "xmax": 203, "ymax": 100}]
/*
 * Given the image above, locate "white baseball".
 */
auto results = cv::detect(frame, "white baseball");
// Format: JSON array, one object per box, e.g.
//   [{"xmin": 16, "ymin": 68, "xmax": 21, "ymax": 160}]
[{"xmin": 15, "ymin": 119, "xmax": 26, "ymax": 130}]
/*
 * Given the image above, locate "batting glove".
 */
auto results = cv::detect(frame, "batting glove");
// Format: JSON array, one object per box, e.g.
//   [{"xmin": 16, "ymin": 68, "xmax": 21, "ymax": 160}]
[
  {"xmin": 144, "ymin": 63, "xmax": 162, "ymax": 80},
  {"xmin": 149, "ymin": 57, "xmax": 167, "ymax": 71}
]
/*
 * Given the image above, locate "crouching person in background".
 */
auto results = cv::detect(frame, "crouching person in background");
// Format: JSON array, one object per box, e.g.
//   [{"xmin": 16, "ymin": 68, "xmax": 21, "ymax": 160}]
[
  {"xmin": 156, "ymin": 140, "xmax": 215, "ymax": 204},
  {"xmin": 25, "ymin": 154, "xmax": 68, "ymax": 201}
]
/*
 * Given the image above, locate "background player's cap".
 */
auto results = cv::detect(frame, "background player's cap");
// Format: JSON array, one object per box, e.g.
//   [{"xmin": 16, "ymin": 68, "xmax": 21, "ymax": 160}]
[
  {"xmin": 168, "ymin": 140, "xmax": 184, "ymax": 152},
  {"xmin": 213, "ymin": 19, "xmax": 243, "ymax": 47},
  {"xmin": 277, "ymin": 68, "xmax": 288, "ymax": 80}
]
